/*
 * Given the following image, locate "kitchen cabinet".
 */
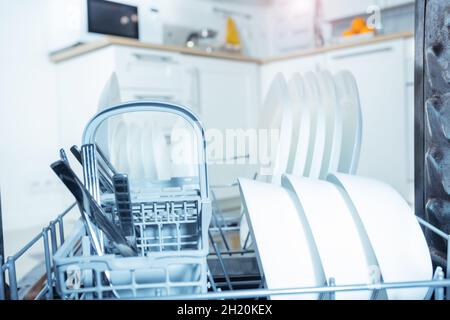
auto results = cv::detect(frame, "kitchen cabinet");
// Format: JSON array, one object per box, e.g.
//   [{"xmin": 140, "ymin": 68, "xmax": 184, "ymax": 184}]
[{"xmin": 325, "ymin": 39, "xmax": 411, "ymax": 200}]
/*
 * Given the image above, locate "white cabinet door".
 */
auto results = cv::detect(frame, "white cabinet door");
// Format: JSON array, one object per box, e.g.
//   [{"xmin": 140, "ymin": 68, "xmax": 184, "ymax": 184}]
[
  {"xmin": 325, "ymin": 39, "xmax": 410, "ymax": 199},
  {"xmin": 184, "ymin": 57, "xmax": 260, "ymax": 200}
]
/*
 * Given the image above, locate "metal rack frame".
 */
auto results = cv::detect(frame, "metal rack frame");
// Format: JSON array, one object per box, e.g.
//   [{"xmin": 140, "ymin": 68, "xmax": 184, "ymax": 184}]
[
  {"xmin": 1, "ymin": 99, "xmax": 449, "ymax": 300},
  {"xmin": 1, "ymin": 203, "xmax": 450, "ymax": 300}
]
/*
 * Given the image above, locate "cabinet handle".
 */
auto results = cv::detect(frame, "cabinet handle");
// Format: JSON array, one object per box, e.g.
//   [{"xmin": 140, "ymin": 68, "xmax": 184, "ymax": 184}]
[
  {"xmin": 331, "ymin": 47, "xmax": 393, "ymax": 60},
  {"xmin": 132, "ymin": 53, "xmax": 178, "ymax": 64}
]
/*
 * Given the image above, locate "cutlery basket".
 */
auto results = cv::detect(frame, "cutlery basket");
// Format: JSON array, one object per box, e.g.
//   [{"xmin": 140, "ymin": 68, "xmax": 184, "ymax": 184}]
[
  {"xmin": 57, "ymin": 101, "xmax": 212, "ymax": 298},
  {"xmin": 53, "ymin": 221, "xmax": 208, "ymax": 299}
]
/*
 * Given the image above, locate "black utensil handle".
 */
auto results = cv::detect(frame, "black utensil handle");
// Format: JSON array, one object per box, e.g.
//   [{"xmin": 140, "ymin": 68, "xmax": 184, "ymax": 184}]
[{"xmin": 113, "ymin": 174, "xmax": 135, "ymax": 239}]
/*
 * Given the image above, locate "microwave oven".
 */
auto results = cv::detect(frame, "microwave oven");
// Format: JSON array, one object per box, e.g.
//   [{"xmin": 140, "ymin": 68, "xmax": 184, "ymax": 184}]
[{"xmin": 48, "ymin": 0, "xmax": 140, "ymax": 52}]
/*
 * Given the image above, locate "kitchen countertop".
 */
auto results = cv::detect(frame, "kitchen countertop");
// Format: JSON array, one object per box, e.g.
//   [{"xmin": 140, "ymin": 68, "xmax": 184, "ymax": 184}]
[{"xmin": 50, "ymin": 31, "xmax": 414, "ymax": 65}]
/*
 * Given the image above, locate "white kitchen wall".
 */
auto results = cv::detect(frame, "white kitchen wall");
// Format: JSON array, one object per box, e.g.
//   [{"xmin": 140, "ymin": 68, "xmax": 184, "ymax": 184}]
[
  {"xmin": 0, "ymin": 0, "xmax": 271, "ymax": 241},
  {"xmin": 0, "ymin": 0, "xmax": 73, "ymax": 240},
  {"xmin": 265, "ymin": 0, "xmax": 316, "ymax": 55}
]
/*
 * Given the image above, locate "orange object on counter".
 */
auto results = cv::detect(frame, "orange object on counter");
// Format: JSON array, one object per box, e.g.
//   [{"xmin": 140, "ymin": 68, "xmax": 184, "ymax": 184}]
[
  {"xmin": 342, "ymin": 17, "xmax": 375, "ymax": 37},
  {"xmin": 351, "ymin": 17, "xmax": 367, "ymax": 33}
]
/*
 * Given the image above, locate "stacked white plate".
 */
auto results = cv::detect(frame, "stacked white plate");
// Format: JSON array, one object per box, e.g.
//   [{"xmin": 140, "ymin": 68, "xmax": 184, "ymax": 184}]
[
  {"xmin": 240, "ymin": 69, "xmax": 363, "ymax": 249},
  {"xmin": 239, "ymin": 174, "xmax": 433, "ymax": 300}
]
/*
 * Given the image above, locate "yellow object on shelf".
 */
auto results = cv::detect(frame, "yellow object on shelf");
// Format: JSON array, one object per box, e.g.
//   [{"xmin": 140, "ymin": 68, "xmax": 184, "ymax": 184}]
[
  {"xmin": 342, "ymin": 17, "xmax": 375, "ymax": 37},
  {"xmin": 225, "ymin": 16, "xmax": 241, "ymax": 46},
  {"xmin": 351, "ymin": 17, "xmax": 367, "ymax": 34}
]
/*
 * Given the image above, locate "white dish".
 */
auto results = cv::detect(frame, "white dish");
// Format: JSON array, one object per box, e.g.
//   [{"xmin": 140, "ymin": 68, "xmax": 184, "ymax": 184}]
[
  {"xmin": 239, "ymin": 74, "xmax": 293, "ymax": 248},
  {"xmin": 257, "ymin": 73, "xmax": 293, "ymax": 184},
  {"xmin": 112, "ymin": 121, "xmax": 129, "ymax": 174},
  {"xmin": 238, "ymin": 178, "xmax": 325, "ymax": 300},
  {"xmin": 141, "ymin": 121, "xmax": 159, "ymax": 181},
  {"xmin": 317, "ymin": 71, "xmax": 342, "ymax": 178},
  {"xmin": 282, "ymin": 174, "xmax": 378, "ymax": 300},
  {"xmin": 302, "ymin": 72, "xmax": 326, "ymax": 179},
  {"xmin": 334, "ymin": 71, "xmax": 362, "ymax": 174},
  {"xmin": 127, "ymin": 122, "xmax": 144, "ymax": 180},
  {"xmin": 327, "ymin": 173, "xmax": 433, "ymax": 299},
  {"xmin": 287, "ymin": 74, "xmax": 311, "ymax": 176},
  {"xmin": 97, "ymin": 73, "xmax": 122, "ymax": 160},
  {"xmin": 170, "ymin": 118, "xmax": 198, "ymax": 178},
  {"xmin": 152, "ymin": 124, "xmax": 172, "ymax": 180}
]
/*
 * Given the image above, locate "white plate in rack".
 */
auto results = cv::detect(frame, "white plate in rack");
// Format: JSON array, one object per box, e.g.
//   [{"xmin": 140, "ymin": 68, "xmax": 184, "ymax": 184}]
[
  {"xmin": 303, "ymin": 72, "xmax": 326, "ymax": 179},
  {"xmin": 334, "ymin": 71, "xmax": 362, "ymax": 174},
  {"xmin": 327, "ymin": 173, "xmax": 433, "ymax": 300},
  {"xmin": 238, "ymin": 178, "xmax": 325, "ymax": 300},
  {"xmin": 239, "ymin": 73, "xmax": 294, "ymax": 249},
  {"xmin": 257, "ymin": 73, "xmax": 293, "ymax": 184},
  {"xmin": 141, "ymin": 121, "xmax": 159, "ymax": 181},
  {"xmin": 112, "ymin": 121, "xmax": 129, "ymax": 174},
  {"xmin": 282, "ymin": 174, "xmax": 378, "ymax": 300},
  {"xmin": 127, "ymin": 122, "xmax": 145, "ymax": 180},
  {"xmin": 288, "ymin": 73, "xmax": 311, "ymax": 176},
  {"xmin": 317, "ymin": 70, "xmax": 342, "ymax": 178}
]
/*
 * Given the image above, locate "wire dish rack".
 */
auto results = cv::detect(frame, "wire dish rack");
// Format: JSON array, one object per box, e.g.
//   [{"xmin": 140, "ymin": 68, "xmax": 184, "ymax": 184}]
[
  {"xmin": 1, "ymin": 100, "xmax": 450, "ymax": 300},
  {"xmin": 1, "ymin": 203, "xmax": 450, "ymax": 300},
  {"xmin": 50, "ymin": 101, "xmax": 212, "ymax": 299}
]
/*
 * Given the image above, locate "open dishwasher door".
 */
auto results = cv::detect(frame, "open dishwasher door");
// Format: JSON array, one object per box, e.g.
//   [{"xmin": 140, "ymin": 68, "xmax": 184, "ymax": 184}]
[{"xmin": 415, "ymin": 0, "xmax": 450, "ymax": 266}]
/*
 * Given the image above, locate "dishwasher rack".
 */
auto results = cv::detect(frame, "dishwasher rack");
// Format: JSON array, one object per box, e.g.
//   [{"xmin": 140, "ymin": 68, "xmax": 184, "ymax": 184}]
[
  {"xmin": 52, "ymin": 101, "xmax": 213, "ymax": 299},
  {"xmin": 1, "ymin": 99, "xmax": 449, "ymax": 300},
  {"xmin": 1, "ymin": 202, "xmax": 450, "ymax": 300}
]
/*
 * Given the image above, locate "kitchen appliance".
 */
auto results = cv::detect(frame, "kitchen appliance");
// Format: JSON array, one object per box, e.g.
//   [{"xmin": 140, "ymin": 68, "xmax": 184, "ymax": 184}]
[
  {"xmin": 48, "ymin": 0, "xmax": 139, "ymax": 53},
  {"xmin": 87, "ymin": 0, "xmax": 138, "ymax": 39},
  {"xmin": 185, "ymin": 29, "xmax": 219, "ymax": 50},
  {"xmin": 415, "ymin": 0, "xmax": 450, "ymax": 266},
  {"xmin": 1, "ymin": 94, "xmax": 450, "ymax": 300}
]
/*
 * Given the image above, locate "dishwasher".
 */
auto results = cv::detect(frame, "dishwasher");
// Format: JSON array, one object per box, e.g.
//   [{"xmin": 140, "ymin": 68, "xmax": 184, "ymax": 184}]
[
  {"xmin": 2, "ymin": 0, "xmax": 450, "ymax": 300},
  {"xmin": 0, "ymin": 98, "xmax": 449, "ymax": 301}
]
